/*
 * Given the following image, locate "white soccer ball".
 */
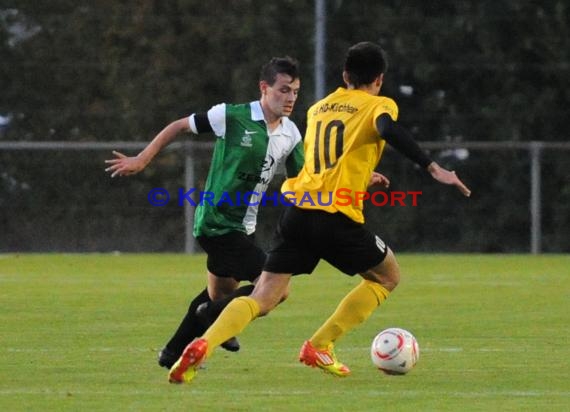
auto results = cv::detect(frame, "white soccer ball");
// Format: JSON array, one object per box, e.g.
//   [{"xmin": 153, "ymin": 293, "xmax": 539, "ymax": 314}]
[{"xmin": 370, "ymin": 327, "xmax": 419, "ymax": 375}]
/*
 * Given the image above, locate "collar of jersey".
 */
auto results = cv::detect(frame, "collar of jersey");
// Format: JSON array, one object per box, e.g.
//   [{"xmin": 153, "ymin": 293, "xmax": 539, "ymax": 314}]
[
  {"xmin": 250, "ymin": 100, "xmax": 293, "ymax": 137},
  {"xmin": 250, "ymin": 101, "xmax": 264, "ymax": 121}
]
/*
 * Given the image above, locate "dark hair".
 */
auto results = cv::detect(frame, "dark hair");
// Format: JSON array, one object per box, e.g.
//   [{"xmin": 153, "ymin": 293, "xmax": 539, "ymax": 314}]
[
  {"xmin": 344, "ymin": 42, "xmax": 388, "ymax": 87},
  {"xmin": 260, "ymin": 56, "xmax": 299, "ymax": 85}
]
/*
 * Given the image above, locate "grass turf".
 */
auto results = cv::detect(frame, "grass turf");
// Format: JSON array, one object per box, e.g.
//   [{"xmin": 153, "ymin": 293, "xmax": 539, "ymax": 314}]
[{"xmin": 0, "ymin": 253, "xmax": 568, "ymax": 411}]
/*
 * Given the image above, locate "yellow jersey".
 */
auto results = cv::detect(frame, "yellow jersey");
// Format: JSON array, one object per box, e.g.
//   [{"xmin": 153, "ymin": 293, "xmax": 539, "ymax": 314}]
[{"xmin": 282, "ymin": 87, "xmax": 398, "ymax": 223}]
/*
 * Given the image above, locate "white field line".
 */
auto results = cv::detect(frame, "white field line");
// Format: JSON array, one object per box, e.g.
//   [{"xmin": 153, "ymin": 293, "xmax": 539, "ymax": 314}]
[
  {"xmin": 0, "ymin": 388, "xmax": 568, "ymax": 398},
  {"xmin": 342, "ymin": 346, "xmax": 537, "ymax": 353},
  {"xmin": 6, "ymin": 347, "xmax": 152, "ymax": 353},
  {"xmin": 5, "ymin": 346, "xmax": 536, "ymax": 353}
]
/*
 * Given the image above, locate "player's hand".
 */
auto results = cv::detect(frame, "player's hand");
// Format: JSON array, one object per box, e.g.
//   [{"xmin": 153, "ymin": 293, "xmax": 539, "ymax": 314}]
[
  {"xmin": 427, "ymin": 162, "xmax": 471, "ymax": 197},
  {"xmin": 368, "ymin": 172, "xmax": 390, "ymax": 189},
  {"xmin": 104, "ymin": 151, "xmax": 148, "ymax": 178}
]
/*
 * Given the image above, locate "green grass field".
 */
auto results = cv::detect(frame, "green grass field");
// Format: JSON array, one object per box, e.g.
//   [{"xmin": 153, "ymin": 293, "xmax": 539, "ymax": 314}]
[{"xmin": 1, "ymin": 254, "xmax": 568, "ymax": 411}]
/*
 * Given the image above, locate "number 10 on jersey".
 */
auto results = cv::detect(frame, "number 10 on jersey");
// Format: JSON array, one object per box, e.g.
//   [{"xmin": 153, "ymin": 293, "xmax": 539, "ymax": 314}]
[{"xmin": 314, "ymin": 120, "xmax": 345, "ymax": 173}]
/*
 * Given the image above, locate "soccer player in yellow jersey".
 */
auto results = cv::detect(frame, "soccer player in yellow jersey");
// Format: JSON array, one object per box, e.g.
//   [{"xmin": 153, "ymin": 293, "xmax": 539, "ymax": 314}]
[{"xmin": 168, "ymin": 41, "xmax": 471, "ymax": 383}]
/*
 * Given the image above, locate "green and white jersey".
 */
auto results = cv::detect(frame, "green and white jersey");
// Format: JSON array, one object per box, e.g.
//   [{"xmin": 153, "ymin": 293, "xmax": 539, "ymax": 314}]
[{"xmin": 190, "ymin": 101, "xmax": 304, "ymax": 237}]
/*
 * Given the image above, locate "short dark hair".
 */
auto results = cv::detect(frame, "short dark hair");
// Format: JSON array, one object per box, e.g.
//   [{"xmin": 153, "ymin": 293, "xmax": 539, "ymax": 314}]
[
  {"xmin": 260, "ymin": 56, "xmax": 299, "ymax": 85},
  {"xmin": 344, "ymin": 42, "xmax": 388, "ymax": 87}
]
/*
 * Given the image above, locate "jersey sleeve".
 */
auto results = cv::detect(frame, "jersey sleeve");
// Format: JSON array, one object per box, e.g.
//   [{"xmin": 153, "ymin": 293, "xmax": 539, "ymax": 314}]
[
  {"xmin": 376, "ymin": 114, "xmax": 432, "ymax": 168},
  {"xmin": 188, "ymin": 113, "xmax": 213, "ymax": 134},
  {"xmin": 373, "ymin": 97, "xmax": 399, "ymax": 122},
  {"xmin": 206, "ymin": 103, "xmax": 227, "ymax": 137},
  {"xmin": 286, "ymin": 141, "xmax": 305, "ymax": 177},
  {"xmin": 284, "ymin": 120, "xmax": 305, "ymax": 177}
]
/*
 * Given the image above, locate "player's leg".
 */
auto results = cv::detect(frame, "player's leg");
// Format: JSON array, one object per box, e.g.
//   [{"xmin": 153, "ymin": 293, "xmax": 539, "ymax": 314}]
[
  {"xmin": 197, "ymin": 275, "xmax": 291, "ymax": 321},
  {"xmin": 161, "ymin": 233, "xmax": 262, "ymax": 368},
  {"xmin": 300, "ymin": 213, "xmax": 399, "ymax": 376},
  {"xmin": 158, "ymin": 287, "xmax": 211, "ymax": 368},
  {"xmin": 202, "ymin": 271, "xmax": 292, "ymax": 353},
  {"xmin": 197, "ymin": 284, "xmax": 254, "ymax": 322},
  {"xmin": 308, "ymin": 248, "xmax": 399, "ymax": 349},
  {"xmin": 206, "ymin": 271, "xmax": 239, "ymax": 300},
  {"xmin": 299, "ymin": 251, "xmax": 398, "ymax": 377},
  {"xmin": 192, "ymin": 232, "xmax": 267, "ymax": 352},
  {"xmin": 168, "ymin": 271, "xmax": 291, "ymax": 384},
  {"xmin": 200, "ymin": 232, "xmax": 266, "ymax": 344},
  {"xmin": 159, "ymin": 272, "xmax": 245, "ymax": 369},
  {"xmin": 202, "ymin": 271, "xmax": 245, "ymax": 352}
]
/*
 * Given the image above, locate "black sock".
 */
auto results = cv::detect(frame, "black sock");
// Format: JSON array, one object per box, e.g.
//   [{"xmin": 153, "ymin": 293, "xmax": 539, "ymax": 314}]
[
  {"xmin": 205, "ymin": 284, "xmax": 255, "ymax": 319},
  {"xmin": 164, "ymin": 287, "xmax": 210, "ymax": 356}
]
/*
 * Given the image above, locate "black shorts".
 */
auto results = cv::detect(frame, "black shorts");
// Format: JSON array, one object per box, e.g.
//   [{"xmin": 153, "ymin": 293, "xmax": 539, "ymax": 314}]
[
  {"xmin": 263, "ymin": 207, "xmax": 389, "ymax": 276},
  {"xmin": 197, "ymin": 232, "xmax": 266, "ymax": 282}
]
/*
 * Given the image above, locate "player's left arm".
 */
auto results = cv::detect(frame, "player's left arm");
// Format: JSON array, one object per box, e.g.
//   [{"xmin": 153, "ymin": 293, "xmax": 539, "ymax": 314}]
[{"xmin": 376, "ymin": 114, "xmax": 471, "ymax": 197}]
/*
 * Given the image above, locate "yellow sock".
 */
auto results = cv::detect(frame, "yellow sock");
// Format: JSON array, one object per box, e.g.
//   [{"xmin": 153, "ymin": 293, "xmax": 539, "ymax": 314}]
[
  {"xmin": 310, "ymin": 280, "xmax": 390, "ymax": 349},
  {"xmin": 202, "ymin": 296, "xmax": 260, "ymax": 357}
]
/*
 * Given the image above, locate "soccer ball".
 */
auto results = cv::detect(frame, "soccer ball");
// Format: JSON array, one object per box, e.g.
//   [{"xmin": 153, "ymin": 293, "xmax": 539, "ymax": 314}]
[{"xmin": 370, "ymin": 327, "xmax": 419, "ymax": 375}]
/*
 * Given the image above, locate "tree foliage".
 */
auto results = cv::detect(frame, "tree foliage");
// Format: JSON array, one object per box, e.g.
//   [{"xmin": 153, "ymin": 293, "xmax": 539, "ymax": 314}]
[{"xmin": 1, "ymin": 0, "xmax": 568, "ymax": 141}]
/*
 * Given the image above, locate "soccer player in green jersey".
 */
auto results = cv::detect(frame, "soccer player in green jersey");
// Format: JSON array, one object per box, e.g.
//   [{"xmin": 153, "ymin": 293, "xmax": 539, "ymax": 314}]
[
  {"xmin": 167, "ymin": 42, "xmax": 470, "ymax": 384},
  {"xmin": 105, "ymin": 57, "xmax": 304, "ymax": 368}
]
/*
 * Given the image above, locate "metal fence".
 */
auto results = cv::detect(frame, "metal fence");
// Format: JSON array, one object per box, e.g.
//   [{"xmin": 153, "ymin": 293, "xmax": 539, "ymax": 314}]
[{"xmin": 0, "ymin": 141, "xmax": 570, "ymax": 254}]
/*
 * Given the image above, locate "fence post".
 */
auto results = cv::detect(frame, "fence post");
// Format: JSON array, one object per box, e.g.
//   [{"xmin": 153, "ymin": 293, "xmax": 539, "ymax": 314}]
[
  {"xmin": 184, "ymin": 141, "xmax": 196, "ymax": 253},
  {"xmin": 314, "ymin": 0, "xmax": 326, "ymax": 100},
  {"xmin": 529, "ymin": 141, "xmax": 542, "ymax": 254}
]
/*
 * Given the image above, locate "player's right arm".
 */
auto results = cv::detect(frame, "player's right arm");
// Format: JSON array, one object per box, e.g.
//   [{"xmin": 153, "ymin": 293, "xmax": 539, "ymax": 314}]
[
  {"xmin": 104, "ymin": 111, "xmax": 218, "ymax": 178},
  {"xmin": 104, "ymin": 117, "xmax": 189, "ymax": 177}
]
